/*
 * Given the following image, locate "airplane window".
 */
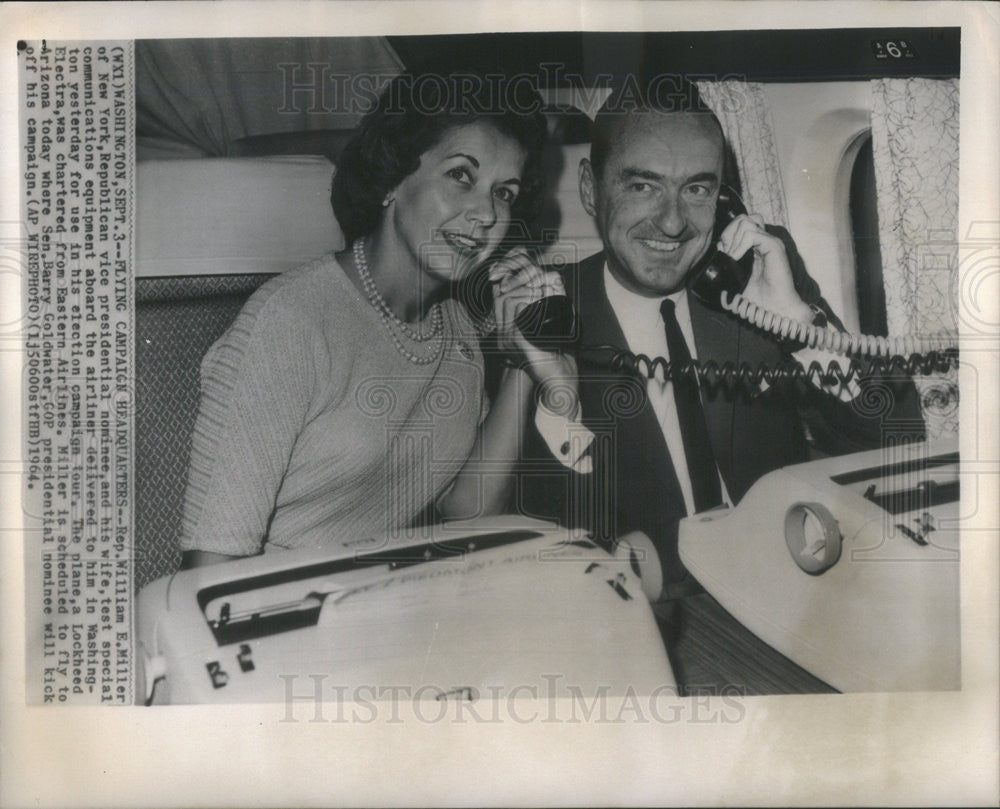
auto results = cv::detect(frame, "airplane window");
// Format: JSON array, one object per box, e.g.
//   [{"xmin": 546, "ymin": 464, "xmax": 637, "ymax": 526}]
[{"xmin": 849, "ymin": 134, "xmax": 888, "ymax": 337}]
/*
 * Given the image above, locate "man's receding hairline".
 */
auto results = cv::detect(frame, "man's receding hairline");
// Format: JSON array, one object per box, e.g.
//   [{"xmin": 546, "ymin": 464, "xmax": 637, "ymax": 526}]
[
  {"xmin": 607, "ymin": 107, "xmax": 723, "ymax": 138},
  {"xmin": 597, "ymin": 109, "xmax": 725, "ymax": 174}
]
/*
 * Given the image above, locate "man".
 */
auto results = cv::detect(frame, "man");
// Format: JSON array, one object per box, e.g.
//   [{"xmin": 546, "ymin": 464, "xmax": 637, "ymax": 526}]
[{"xmin": 516, "ymin": 78, "xmax": 923, "ymax": 691}]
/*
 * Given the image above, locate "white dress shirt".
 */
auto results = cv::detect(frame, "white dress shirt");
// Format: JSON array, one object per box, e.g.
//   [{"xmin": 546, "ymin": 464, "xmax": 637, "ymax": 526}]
[
  {"xmin": 603, "ymin": 265, "xmax": 731, "ymax": 516},
  {"xmin": 602, "ymin": 257, "xmax": 862, "ymax": 515}
]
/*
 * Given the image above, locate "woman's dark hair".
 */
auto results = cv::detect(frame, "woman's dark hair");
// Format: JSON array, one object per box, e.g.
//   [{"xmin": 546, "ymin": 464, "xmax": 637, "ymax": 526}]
[{"xmin": 332, "ymin": 70, "xmax": 548, "ymax": 243}]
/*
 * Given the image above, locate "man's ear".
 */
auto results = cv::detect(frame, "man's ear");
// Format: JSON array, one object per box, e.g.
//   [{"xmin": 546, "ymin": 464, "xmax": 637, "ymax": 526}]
[{"xmin": 579, "ymin": 158, "xmax": 598, "ymax": 218}]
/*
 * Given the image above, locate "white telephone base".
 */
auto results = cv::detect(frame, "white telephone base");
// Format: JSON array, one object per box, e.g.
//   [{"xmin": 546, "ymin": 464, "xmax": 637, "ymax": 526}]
[{"xmin": 679, "ymin": 439, "xmax": 960, "ymax": 693}]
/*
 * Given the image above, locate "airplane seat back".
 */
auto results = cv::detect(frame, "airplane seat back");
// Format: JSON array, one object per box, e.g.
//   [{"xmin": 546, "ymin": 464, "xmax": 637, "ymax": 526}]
[{"xmin": 134, "ymin": 155, "xmax": 342, "ymax": 589}]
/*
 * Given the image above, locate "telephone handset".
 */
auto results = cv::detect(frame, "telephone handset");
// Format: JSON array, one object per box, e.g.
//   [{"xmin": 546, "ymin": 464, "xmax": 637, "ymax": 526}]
[
  {"xmin": 457, "ymin": 247, "xmax": 577, "ymax": 353},
  {"xmin": 683, "ymin": 184, "xmax": 955, "ymax": 368},
  {"xmin": 686, "ymin": 185, "xmax": 754, "ymax": 308}
]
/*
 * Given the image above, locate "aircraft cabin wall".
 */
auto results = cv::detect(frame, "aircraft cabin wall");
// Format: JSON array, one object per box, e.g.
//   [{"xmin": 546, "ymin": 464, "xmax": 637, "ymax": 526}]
[{"xmin": 766, "ymin": 81, "xmax": 875, "ymax": 333}]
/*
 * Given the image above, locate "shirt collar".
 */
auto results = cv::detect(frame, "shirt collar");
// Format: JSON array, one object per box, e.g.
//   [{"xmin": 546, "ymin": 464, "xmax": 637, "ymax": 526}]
[{"xmin": 603, "ymin": 261, "xmax": 689, "ymax": 334}]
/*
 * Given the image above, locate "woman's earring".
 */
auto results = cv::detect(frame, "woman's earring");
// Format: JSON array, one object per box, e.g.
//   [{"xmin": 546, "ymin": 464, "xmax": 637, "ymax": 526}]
[{"xmin": 382, "ymin": 196, "xmax": 393, "ymax": 208}]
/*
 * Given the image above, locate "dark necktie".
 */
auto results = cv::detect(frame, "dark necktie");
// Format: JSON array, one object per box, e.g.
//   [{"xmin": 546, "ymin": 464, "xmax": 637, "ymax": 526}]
[{"xmin": 660, "ymin": 298, "xmax": 723, "ymax": 514}]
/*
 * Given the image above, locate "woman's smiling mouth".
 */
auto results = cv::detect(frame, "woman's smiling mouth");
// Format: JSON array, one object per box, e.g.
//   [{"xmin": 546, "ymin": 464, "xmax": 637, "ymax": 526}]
[{"xmin": 441, "ymin": 231, "xmax": 485, "ymax": 252}]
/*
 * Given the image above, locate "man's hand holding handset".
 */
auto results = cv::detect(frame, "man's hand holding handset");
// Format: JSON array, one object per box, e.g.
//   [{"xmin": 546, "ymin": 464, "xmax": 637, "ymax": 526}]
[{"xmin": 716, "ymin": 213, "xmax": 860, "ymax": 401}]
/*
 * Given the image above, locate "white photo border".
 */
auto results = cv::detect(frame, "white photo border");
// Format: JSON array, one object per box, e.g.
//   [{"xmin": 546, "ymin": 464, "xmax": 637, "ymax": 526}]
[{"xmin": 1, "ymin": 2, "xmax": 997, "ymax": 807}]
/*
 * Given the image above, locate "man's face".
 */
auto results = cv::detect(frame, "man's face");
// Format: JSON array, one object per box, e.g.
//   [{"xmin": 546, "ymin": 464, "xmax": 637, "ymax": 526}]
[{"xmin": 580, "ymin": 111, "xmax": 725, "ymax": 297}]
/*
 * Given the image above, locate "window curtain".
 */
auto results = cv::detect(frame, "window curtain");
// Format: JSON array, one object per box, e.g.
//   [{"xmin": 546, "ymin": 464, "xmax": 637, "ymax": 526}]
[
  {"xmin": 870, "ymin": 78, "xmax": 960, "ymax": 439},
  {"xmin": 696, "ymin": 80, "xmax": 789, "ymax": 229}
]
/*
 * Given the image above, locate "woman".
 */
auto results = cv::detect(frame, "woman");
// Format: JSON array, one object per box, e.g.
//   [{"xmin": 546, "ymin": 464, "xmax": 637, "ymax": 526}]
[{"xmin": 179, "ymin": 71, "xmax": 586, "ymax": 567}]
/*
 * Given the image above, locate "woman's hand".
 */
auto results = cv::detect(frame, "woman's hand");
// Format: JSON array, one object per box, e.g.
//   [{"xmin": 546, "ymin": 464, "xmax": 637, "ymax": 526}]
[
  {"xmin": 718, "ymin": 214, "xmax": 813, "ymax": 325},
  {"xmin": 441, "ymin": 248, "xmax": 586, "ymax": 520},
  {"xmin": 488, "ymin": 247, "xmax": 580, "ymax": 417}
]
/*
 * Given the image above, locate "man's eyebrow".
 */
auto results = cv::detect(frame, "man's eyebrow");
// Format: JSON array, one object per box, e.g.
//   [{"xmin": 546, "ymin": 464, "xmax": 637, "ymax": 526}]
[
  {"xmin": 619, "ymin": 167, "xmax": 662, "ymax": 181},
  {"xmin": 618, "ymin": 168, "xmax": 720, "ymax": 185},
  {"xmin": 686, "ymin": 172, "xmax": 720, "ymax": 185}
]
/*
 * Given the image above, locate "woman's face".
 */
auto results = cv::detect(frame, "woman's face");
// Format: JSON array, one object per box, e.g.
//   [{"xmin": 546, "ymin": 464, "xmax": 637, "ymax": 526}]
[{"xmin": 387, "ymin": 121, "xmax": 527, "ymax": 282}]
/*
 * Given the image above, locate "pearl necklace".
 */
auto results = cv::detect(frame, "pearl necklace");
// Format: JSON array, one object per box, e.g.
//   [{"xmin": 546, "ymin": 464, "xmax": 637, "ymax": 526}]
[{"xmin": 353, "ymin": 238, "xmax": 445, "ymax": 365}]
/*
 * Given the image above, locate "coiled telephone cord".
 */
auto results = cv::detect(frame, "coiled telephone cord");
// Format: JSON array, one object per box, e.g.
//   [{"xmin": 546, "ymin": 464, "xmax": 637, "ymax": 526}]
[
  {"xmin": 582, "ymin": 349, "xmax": 957, "ymax": 388},
  {"xmin": 722, "ymin": 292, "xmax": 958, "ymax": 359}
]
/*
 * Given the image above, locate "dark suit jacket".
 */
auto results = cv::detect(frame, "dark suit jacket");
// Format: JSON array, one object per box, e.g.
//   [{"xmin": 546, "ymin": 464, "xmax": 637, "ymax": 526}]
[{"xmin": 515, "ymin": 237, "xmax": 924, "ymax": 585}]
